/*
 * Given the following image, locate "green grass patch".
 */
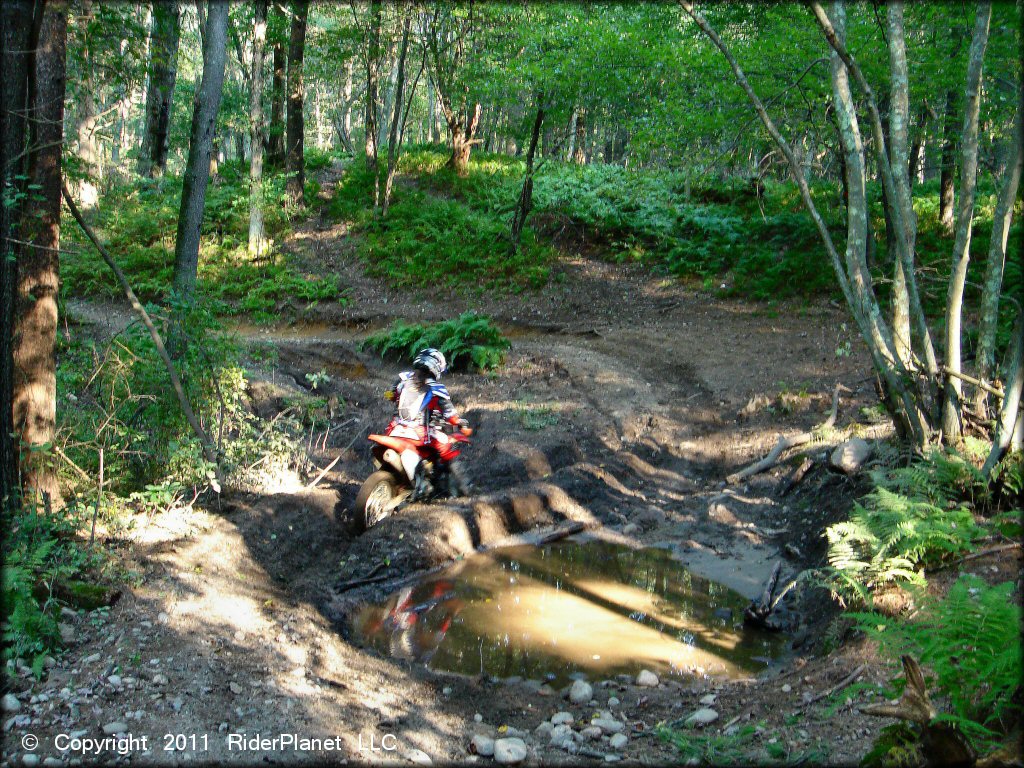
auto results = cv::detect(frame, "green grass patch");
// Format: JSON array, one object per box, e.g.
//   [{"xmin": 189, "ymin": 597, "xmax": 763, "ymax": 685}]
[{"xmin": 361, "ymin": 312, "xmax": 510, "ymax": 371}]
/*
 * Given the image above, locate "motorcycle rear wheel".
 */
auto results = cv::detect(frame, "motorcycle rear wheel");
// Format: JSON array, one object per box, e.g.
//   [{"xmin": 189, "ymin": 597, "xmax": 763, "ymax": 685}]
[{"xmin": 354, "ymin": 470, "xmax": 403, "ymax": 533}]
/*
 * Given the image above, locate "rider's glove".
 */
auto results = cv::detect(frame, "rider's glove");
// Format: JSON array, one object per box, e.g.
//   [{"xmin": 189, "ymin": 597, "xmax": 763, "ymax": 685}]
[{"xmin": 384, "ymin": 389, "xmax": 396, "ymax": 401}]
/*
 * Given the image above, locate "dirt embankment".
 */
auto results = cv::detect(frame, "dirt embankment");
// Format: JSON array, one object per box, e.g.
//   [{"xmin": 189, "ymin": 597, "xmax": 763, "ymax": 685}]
[{"xmin": 5, "ymin": 172, "xmax": 904, "ymax": 767}]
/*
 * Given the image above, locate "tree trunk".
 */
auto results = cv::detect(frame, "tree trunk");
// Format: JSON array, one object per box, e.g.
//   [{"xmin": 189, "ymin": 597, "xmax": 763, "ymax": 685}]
[
  {"xmin": 139, "ymin": 1, "xmax": 180, "ymax": 178},
  {"xmin": 364, "ymin": 0, "xmax": 382, "ymax": 174},
  {"xmin": 974, "ymin": 92, "xmax": 1022, "ymax": 415},
  {"xmin": 981, "ymin": 311, "xmax": 1024, "ymax": 478},
  {"xmin": 426, "ymin": 75, "xmax": 436, "ymax": 143},
  {"xmin": 172, "ymin": 0, "xmax": 229, "ymax": 312},
  {"xmin": 510, "ymin": 97, "xmax": 544, "ymax": 252},
  {"xmin": 447, "ymin": 101, "xmax": 480, "ymax": 175},
  {"xmin": 248, "ymin": 0, "xmax": 268, "ymax": 256},
  {"xmin": 942, "ymin": 1, "xmax": 992, "ymax": 441},
  {"xmin": 285, "ymin": 0, "xmax": 308, "ymax": 208},
  {"xmin": 0, "ymin": 0, "xmax": 35, "ymax": 509},
  {"xmin": 887, "ymin": 4, "xmax": 916, "ymax": 369},
  {"xmin": 572, "ymin": 108, "xmax": 587, "ymax": 164},
  {"xmin": 267, "ymin": 3, "xmax": 286, "ymax": 166},
  {"xmin": 337, "ymin": 57, "xmax": 354, "ymax": 153},
  {"xmin": 565, "ymin": 108, "xmax": 578, "ymax": 162},
  {"xmin": 377, "ymin": 55, "xmax": 399, "ymax": 154},
  {"xmin": 381, "ymin": 16, "xmax": 411, "ymax": 218},
  {"xmin": 939, "ymin": 90, "xmax": 957, "ymax": 232},
  {"xmin": 13, "ymin": 0, "xmax": 67, "ymax": 504}
]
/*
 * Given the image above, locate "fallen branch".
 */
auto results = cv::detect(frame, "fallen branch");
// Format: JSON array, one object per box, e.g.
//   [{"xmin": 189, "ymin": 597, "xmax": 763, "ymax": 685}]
[
  {"xmin": 804, "ymin": 663, "xmax": 866, "ymax": 707},
  {"xmin": 743, "ymin": 560, "xmax": 797, "ymax": 631},
  {"xmin": 305, "ymin": 454, "xmax": 342, "ymax": 489},
  {"xmin": 62, "ymin": 184, "xmax": 220, "ymax": 473},
  {"xmin": 727, "ymin": 383, "xmax": 844, "ymax": 484},
  {"xmin": 775, "ymin": 456, "xmax": 814, "ymax": 496},
  {"xmin": 941, "ymin": 365, "xmax": 1004, "ymax": 400}
]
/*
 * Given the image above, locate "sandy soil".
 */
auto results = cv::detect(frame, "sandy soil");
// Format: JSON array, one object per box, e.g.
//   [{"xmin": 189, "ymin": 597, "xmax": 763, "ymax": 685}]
[{"xmin": 3, "ymin": 166, "xmax": 976, "ymax": 768}]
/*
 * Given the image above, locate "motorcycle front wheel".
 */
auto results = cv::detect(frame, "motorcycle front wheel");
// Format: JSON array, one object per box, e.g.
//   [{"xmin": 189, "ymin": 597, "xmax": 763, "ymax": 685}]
[{"xmin": 353, "ymin": 469, "xmax": 403, "ymax": 533}]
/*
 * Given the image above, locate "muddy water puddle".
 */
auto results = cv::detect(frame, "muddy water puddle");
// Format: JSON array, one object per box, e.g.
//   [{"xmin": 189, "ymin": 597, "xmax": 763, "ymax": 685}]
[{"xmin": 353, "ymin": 540, "xmax": 789, "ymax": 685}]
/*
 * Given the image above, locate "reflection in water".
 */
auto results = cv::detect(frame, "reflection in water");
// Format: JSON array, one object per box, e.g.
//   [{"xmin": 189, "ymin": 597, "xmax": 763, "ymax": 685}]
[{"xmin": 353, "ymin": 540, "xmax": 789, "ymax": 684}]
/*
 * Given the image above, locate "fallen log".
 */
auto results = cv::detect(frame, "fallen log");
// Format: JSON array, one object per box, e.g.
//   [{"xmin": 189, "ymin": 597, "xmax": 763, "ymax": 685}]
[
  {"xmin": 743, "ymin": 560, "xmax": 797, "ymax": 631},
  {"xmin": 727, "ymin": 383, "xmax": 844, "ymax": 485},
  {"xmin": 335, "ymin": 520, "xmax": 588, "ymax": 594}
]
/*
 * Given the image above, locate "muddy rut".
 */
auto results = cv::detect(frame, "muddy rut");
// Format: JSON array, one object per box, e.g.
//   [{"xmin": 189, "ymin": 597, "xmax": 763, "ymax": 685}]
[{"xmin": 7, "ymin": 180, "xmax": 900, "ymax": 766}]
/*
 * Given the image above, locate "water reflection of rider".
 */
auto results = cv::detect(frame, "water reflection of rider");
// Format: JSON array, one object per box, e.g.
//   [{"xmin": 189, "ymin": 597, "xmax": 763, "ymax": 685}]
[{"xmin": 363, "ymin": 579, "xmax": 466, "ymax": 662}]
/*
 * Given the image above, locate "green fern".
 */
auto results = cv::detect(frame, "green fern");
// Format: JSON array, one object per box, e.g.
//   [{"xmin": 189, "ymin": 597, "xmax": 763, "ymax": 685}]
[
  {"xmin": 362, "ymin": 313, "xmax": 510, "ymax": 372},
  {"xmin": 818, "ymin": 487, "xmax": 982, "ymax": 605}
]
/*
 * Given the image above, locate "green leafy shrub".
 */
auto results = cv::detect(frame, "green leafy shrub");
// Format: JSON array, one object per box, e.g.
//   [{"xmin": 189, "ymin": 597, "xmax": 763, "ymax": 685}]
[
  {"xmin": 851, "ymin": 575, "xmax": 1022, "ymax": 754},
  {"xmin": 362, "ymin": 312, "xmax": 510, "ymax": 371}
]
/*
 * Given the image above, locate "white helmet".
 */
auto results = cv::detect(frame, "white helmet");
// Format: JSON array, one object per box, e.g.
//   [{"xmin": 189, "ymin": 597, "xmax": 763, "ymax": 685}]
[{"xmin": 413, "ymin": 348, "xmax": 447, "ymax": 379}]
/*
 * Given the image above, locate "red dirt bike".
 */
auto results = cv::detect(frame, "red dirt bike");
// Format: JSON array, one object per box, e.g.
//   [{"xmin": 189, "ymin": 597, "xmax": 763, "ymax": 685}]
[{"xmin": 353, "ymin": 419, "xmax": 473, "ymax": 533}]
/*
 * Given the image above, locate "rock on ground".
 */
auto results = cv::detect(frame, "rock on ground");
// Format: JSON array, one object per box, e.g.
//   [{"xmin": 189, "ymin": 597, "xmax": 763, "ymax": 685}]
[
  {"xmin": 830, "ymin": 438, "xmax": 872, "ymax": 474},
  {"xmin": 635, "ymin": 670, "xmax": 659, "ymax": 687},
  {"xmin": 470, "ymin": 734, "xmax": 495, "ymax": 757},
  {"xmin": 568, "ymin": 679, "xmax": 593, "ymax": 704},
  {"xmin": 684, "ymin": 708, "xmax": 719, "ymax": 727},
  {"xmin": 494, "ymin": 737, "xmax": 528, "ymax": 764}
]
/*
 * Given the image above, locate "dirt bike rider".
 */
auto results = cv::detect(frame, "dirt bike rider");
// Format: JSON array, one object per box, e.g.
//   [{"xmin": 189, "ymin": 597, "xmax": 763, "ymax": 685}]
[{"xmin": 384, "ymin": 348, "xmax": 471, "ymax": 500}]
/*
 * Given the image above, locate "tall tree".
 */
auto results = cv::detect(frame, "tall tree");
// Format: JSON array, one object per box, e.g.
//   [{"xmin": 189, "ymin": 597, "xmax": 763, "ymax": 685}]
[
  {"xmin": 171, "ymin": 0, "xmax": 229, "ymax": 312},
  {"xmin": 380, "ymin": 13, "xmax": 411, "ymax": 217},
  {"xmin": 941, "ymin": 1, "xmax": 992, "ymax": 441},
  {"xmin": 267, "ymin": 3, "xmax": 286, "ymax": 166},
  {"xmin": 138, "ymin": 1, "xmax": 181, "ymax": 178},
  {"xmin": 363, "ymin": 0, "xmax": 383, "ymax": 173},
  {"xmin": 0, "ymin": 0, "xmax": 35, "ymax": 509},
  {"xmin": 285, "ymin": 0, "xmax": 308, "ymax": 207},
  {"xmin": 12, "ymin": 0, "xmax": 68, "ymax": 503},
  {"xmin": 248, "ymin": 0, "xmax": 269, "ymax": 255},
  {"xmin": 74, "ymin": 0, "xmax": 99, "ymax": 207}
]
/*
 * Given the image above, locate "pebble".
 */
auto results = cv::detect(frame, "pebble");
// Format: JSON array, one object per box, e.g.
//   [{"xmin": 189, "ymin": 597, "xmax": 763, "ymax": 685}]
[
  {"xmin": 684, "ymin": 708, "xmax": 719, "ymax": 727},
  {"xmin": 103, "ymin": 721, "xmax": 128, "ymax": 735},
  {"xmin": 22, "ymin": 755, "xmax": 39, "ymax": 767},
  {"xmin": 781, "ymin": 684, "xmax": 792, "ymax": 693},
  {"xmin": 58, "ymin": 624, "xmax": 76, "ymax": 644},
  {"xmin": 580, "ymin": 726, "xmax": 602, "ymax": 741},
  {"xmin": 229, "ymin": 682, "xmax": 243, "ymax": 695},
  {"xmin": 1, "ymin": 694, "xmax": 20, "ymax": 713},
  {"xmin": 622, "ymin": 523, "xmax": 639, "ymax": 535},
  {"xmin": 158, "ymin": 612, "xmax": 169, "ymax": 624},
  {"xmin": 43, "ymin": 758, "xmax": 62, "ymax": 767},
  {"xmin": 635, "ymin": 670, "xmax": 659, "ymax": 687},
  {"xmin": 442, "ymin": 687, "xmax": 452, "ymax": 696},
  {"xmin": 473, "ymin": 713, "xmax": 483, "ymax": 723},
  {"xmin": 152, "ymin": 674, "xmax": 169, "ymax": 686},
  {"xmin": 609, "ymin": 733, "xmax": 628, "ymax": 750},
  {"xmin": 537, "ymin": 684, "xmax": 554, "ymax": 697},
  {"xmin": 403, "ymin": 748, "xmax": 432, "ymax": 765},
  {"xmin": 470, "ymin": 734, "xmax": 495, "ymax": 757},
  {"xmin": 493, "ymin": 737, "xmax": 527, "ymax": 764},
  {"xmin": 533, "ymin": 722, "xmax": 553, "ymax": 740},
  {"xmin": 605, "ymin": 756, "xmax": 621, "ymax": 763},
  {"xmin": 699, "ymin": 694, "xmax": 717, "ymax": 705},
  {"xmin": 591, "ymin": 717, "xmax": 625, "ymax": 734},
  {"xmin": 82, "ymin": 653, "xmax": 101, "ymax": 664},
  {"xmin": 172, "ymin": 697, "xmax": 183, "ymax": 712},
  {"xmin": 551, "ymin": 712, "xmax": 574, "ymax": 726},
  {"xmin": 607, "ymin": 696, "xmax": 620, "ymax": 706},
  {"xmin": 568, "ymin": 680, "xmax": 593, "ymax": 704},
  {"xmin": 108, "ymin": 676, "xmax": 123, "ymax": 687}
]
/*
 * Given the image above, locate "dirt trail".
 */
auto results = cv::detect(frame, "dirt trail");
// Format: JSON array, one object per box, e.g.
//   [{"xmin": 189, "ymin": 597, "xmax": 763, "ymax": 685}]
[{"xmin": 6, "ymin": 168, "xmax": 900, "ymax": 766}]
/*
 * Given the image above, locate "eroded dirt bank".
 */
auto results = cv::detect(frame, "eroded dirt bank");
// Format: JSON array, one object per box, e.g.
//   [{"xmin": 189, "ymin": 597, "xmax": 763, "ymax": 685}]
[{"xmin": 4, "ymin": 197, "xmax": 911, "ymax": 766}]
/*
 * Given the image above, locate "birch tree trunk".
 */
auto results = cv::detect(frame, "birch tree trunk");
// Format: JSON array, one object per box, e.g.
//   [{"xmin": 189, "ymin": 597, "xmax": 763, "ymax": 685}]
[
  {"xmin": 939, "ymin": 90, "xmax": 958, "ymax": 232},
  {"xmin": 381, "ymin": 15, "xmax": 410, "ymax": 218},
  {"xmin": 139, "ymin": 1, "xmax": 180, "ymax": 178},
  {"xmin": 172, "ymin": 0, "xmax": 229, "ymax": 313},
  {"xmin": 973, "ymin": 92, "xmax": 1023, "ymax": 415},
  {"xmin": 285, "ymin": 0, "xmax": 308, "ymax": 208},
  {"xmin": 942, "ymin": 1, "xmax": 992, "ymax": 441},
  {"xmin": 14, "ymin": 0, "xmax": 67, "ymax": 504},
  {"xmin": 248, "ymin": 0, "xmax": 268, "ymax": 256},
  {"xmin": 76, "ymin": 0, "xmax": 99, "ymax": 208},
  {"xmin": 364, "ymin": 0, "xmax": 382, "ymax": 173}
]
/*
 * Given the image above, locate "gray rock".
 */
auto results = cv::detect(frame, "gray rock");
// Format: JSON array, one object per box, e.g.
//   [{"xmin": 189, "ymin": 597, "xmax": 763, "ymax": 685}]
[
  {"xmin": 568, "ymin": 679, "xmax": 593, "ymax": 704},
  {"xmin": 58, "ymin": 624, "xmax": 76, "ymax": 644},
  {"xmin": 470, "ymin": 734, "xmax": 494, "ymax": 757},
  {"xmin": 82, "ymin": 653, "xmax": 101, "ymax": 664},
  {"xmin": 635, "ymin": 670, "xmax": 659, "ymax": 687},
  {"xmin": 152, "ymin": 674, "xmax": 169, "ymax": 686},
  {"xmin": 43, "ymin": 758, "xmax": 62, "ymax": 767},
  {"xmin": 172, "ymin": 697, "xmax": 183, "ymax": 712},
  {"xmin": 591, "ymin": 717, "xmax": 625, "ymax": 734},
  {"xmin": 403, "ymin": 748, "xmax": 432, "ymax": 765},
  {"xmin": 607, "ymin": 696, "xmax": 620, "ymax": 707},
  {"xmin": 551, "ymin": 712, "xmax": 574, "ymax": 726},
  {"xmin": 580, "ymin": 726, "xmax": 603, "ymax": 741},
  {"xmin": 103, "ymin": 721, "xmax": 128, "ymax": 735},
  {"xmin": 1, "ymin": 694, "xmax": 20, "ymax": 712},
  {"xmin": 107, "ymin": 675, "xmax": 122, "ymax": 688},
  {"xmin": 22, "ymin": 754, "xmax": 39, "ymax": 767},
  {"xmin": 830, "ymin": 438, "xmax": 872, "ymax": 474},
  {"xmin": 493, "ymin": 737, "xmax": 528, "ymax": 764},
  {"xmin": 684, "ymin": 708, "xmax": 719, "ymax": 727},
  {"xmin": 549, "ymin": 724, "xmax": 574, "ymax": 745},
  {"xmin": 636, "ymin": 507, "xmax": 666, "ymax": 528},
  {"xmin": 609, "ymin": 733, "xmax": 628, "ymax": 750},
  {"xmin": 622, "ymin": 523, "xmax": 640, "ymax": 535},
  {"xmin": 228, "ymin": 682, "xmax": 242, "ymax": 695},
  {"xmin": 699, "ymin": 694, "xmax": 717, "ymax": 706}
]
